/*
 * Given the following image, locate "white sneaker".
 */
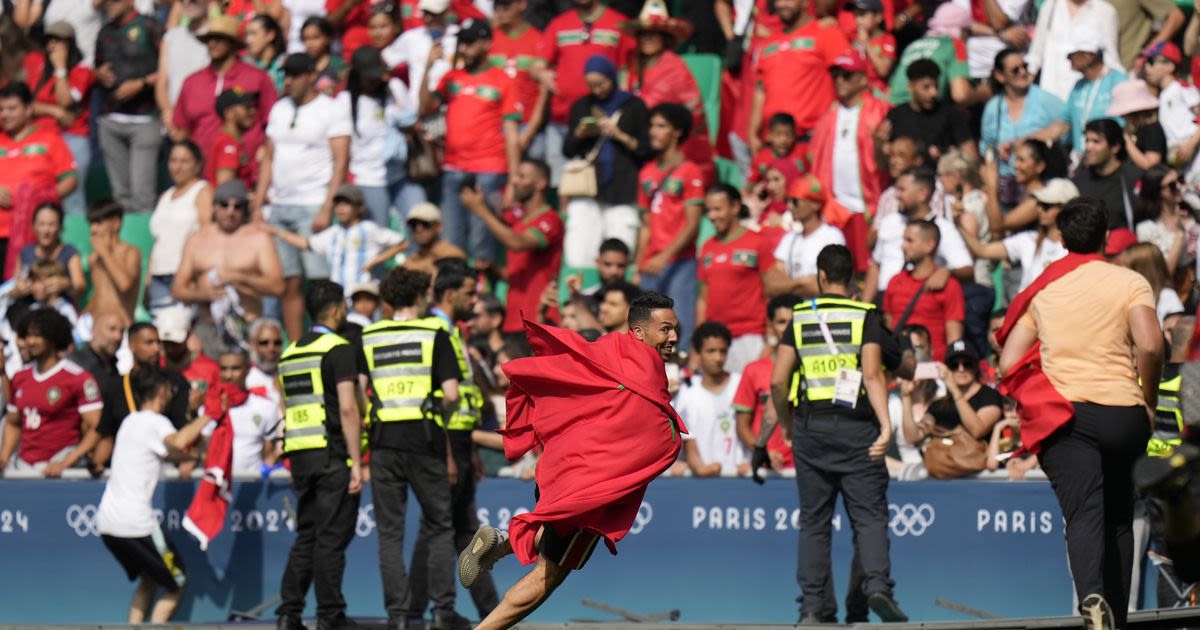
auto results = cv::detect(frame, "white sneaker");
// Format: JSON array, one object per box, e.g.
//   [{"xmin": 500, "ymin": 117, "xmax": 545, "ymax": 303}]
[{"xmin": 1081, "ymin": 594, "xmax": 1114, "ymax": 630}]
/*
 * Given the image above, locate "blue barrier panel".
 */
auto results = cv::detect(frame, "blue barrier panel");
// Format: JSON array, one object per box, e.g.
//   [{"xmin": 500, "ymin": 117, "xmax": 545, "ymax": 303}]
[{"xmin": 0, "ymin": 478, "xmax": 1073, "ymax": 623}]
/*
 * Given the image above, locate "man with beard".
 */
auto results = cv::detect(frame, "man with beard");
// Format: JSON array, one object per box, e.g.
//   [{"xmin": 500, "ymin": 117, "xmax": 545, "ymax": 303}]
[
  {"xmin": 458, "ymin": 292, "xmax": 684, "ymax": 630},
  {"xmin": 420, "ymin": 19, "xmax": 520, "ymax": 265},
  {"xmin": 68, "ymin": 312, "xmax": 124, "ymax": 381},
  {"xmin": 245, "ymin": 318, "xmax": 284, "ymax": 411},
  {"xmin": 174, "ymin": 180, "xmax": 284, "ymax": 352},
  {"xmin": 463, "ymin": 158, "xmax": 563, "ymax": 336},
  {"xmin": 92, "ymin": 323, "xmax": 193, "ymax": 472}
]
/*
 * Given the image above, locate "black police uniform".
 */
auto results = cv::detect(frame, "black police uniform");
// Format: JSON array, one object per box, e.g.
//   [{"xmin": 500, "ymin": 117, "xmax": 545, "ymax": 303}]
[{"xmin": 781, "ymin": 296, "xmax": 903, "ymax": 623}]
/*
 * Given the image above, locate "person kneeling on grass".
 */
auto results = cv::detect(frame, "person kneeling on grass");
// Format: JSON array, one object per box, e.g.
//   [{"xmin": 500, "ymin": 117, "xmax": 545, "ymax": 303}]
[{"xmin": 96, "ymin": 364, "xmax": 211, "ymax": 623}]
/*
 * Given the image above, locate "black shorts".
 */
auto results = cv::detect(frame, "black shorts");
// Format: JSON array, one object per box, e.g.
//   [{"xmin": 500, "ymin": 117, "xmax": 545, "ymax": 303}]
[
  {"xmin": 102, "ymin": 526, "xmax": 187, "ymax": 592},
  {"xmin": 534, "ymin": 484, "xmax": 600, "ymax": 571}
]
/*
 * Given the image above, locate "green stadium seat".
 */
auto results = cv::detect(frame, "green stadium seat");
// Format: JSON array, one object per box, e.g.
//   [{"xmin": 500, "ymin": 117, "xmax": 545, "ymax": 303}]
[
  {"xmin": 715, "ymin": 157, "xmax": 743, "ymax": 188},
  {"xmin": 681, "ymin": 53, "xmax": 722, "ymax": 143}
]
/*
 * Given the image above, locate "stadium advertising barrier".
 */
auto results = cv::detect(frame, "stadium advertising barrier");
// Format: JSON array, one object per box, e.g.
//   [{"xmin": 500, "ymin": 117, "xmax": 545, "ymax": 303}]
[{"xmin": 0, "ymin": 478, "xmax": 1076, "ymax": 623}]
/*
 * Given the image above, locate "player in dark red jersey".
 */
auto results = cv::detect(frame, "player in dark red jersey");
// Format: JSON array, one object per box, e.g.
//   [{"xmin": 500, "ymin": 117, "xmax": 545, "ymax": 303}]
[{"xmin": 0, "ymin": 308, "xmax": 103, "ymax": 476}]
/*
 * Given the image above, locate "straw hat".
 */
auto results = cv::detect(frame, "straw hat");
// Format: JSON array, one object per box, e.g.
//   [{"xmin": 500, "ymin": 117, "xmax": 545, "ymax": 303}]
[{"xmin": 621, "ymin": 0, "xmax": 693, "ymax": 46}]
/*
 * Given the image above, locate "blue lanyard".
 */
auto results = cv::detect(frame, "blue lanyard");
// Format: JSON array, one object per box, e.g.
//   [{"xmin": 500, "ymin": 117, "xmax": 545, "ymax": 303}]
[
  {"xmin": 430, "ymin": 307, "xmax": 453, "ymax": 328},
  {"xmin": 311, "ymin": 325, "xmax": 335, "ymax": 336}
]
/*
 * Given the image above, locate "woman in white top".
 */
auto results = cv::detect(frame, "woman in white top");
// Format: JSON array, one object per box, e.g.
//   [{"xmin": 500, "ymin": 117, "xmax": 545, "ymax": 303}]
[
  {"xmin": 148, "ymin": 141, "xmax": 212, "ymax": 315},
  {"xmin": 1134, "ymin": 165, "xmax": 1191, "ymax": 274},
  {"xmin": 342, "ymin": 44, "xmax": 422, "ymax": 229},
  {"xmin": 956, "ymin": 177, "xmax": 1076, "ymax": 292},
  {"xmin": 1125, "ymin": 242, "xmax": 1186, "ymax": 330}
]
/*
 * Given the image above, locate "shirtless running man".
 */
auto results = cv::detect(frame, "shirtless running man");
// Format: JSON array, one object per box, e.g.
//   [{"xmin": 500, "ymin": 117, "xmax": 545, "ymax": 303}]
[
  {"xmin": 173, "ymin": 180, "xmax": 283, "ymax": 343},
  {"xmin": 85, "ymin": 201, "xmax": 142, "ymax": 327}
]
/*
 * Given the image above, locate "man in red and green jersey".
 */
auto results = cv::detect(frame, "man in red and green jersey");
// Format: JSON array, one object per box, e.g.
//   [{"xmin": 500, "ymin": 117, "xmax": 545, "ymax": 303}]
[
  {"xmin": 488, "ymin": 0, "xmax": 549, "ymax": 154},
  {"xmin": 748, "ymin": 0, "xmax": 852, "ymax": 154},
  {"xmin": 463, "ymin": 159, "xmax": 564, "ymax": 335},
  {"xmin": 0, "ymin": 83, "xmax": 77, "ymax": 266},
  {"xmin": 697, "ymin": 184, "xmax": 774, "ymax": 373},
  {"xmin": 735, "ymin": 295, "xmax": 801, "ymax": 474},
  {"xmin": 636, "ymin": 102, "xmax": 704, "ymax": 347},
  {"xmin": 207, "ymin": 89, "xmax": 257, "ymax": 189},
  {"xmin": 421, "ymin": 19, "xmax": 521, "ymax": 266}
]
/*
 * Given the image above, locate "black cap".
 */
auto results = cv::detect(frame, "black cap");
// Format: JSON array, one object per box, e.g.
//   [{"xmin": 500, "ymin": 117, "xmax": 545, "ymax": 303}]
[
  {"xmin": 215, "ymin": 88, "xmax": 253, "ymax": 118},
  {"xmin": 944, "ymin": 339, "xmax": 980, "ymax": 365},
  {"xmin": 351, "ymin": 46, "xmax": 388, "ymax": 79},
  {"xmin": 844, "ymin": 0, "xmax": 884, "ymax": 11},
  {"xmin": 282, "ymin": 53, "xmax": 316, "ymax": 76},
  {"xmin": 457, "ymin": 19, "xmax": 493, "ymax": 44}
]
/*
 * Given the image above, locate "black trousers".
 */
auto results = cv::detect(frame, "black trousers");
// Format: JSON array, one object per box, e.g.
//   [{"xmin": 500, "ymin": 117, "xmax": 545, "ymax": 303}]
[
  {"xmin": 277, "ymin": 450, "xmax": 360, "ymax": 627},
  {"xmin": 372, "ymin": 447, "xmax": 457, "ymax": 622},
  {"xmin": 408, "ymin": 435, "xmax": 500, "ymax": 619},
  {"xmin": 1039, "ymin": 403, "xmax": 1150, "ymax": 628},
  {"xmin": 793, "ymin": 413, "xmax": 894, "ymax": 622}
]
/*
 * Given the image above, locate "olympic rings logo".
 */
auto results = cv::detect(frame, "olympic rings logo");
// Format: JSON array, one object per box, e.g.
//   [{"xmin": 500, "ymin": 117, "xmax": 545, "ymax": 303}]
[
  {"xmin": 888, "ymin": 503, "xmax": 935, "ymax": 537},
  {"xmin": 355, "ymin": 504, "xmax": 376, "ymax": 538},
  {"xmin": 65, "ymin": 504, "xmax": 99, "ymax": 537},
  {"xmin": 629, "ymin": 501, "xmax": 653, "ymax": 535}
]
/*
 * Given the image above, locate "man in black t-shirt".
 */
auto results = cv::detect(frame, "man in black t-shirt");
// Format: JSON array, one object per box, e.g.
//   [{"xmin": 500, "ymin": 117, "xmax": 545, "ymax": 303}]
[
  {"xmin": 92, "ymin": 323, "xmax": 192, "ymax": 474},
  {"xmin": 364, "ymin": 267, "xmax": 471, "ymax": 630},
  {"xmin": 275, "ymin": 281, "xmax": 365, "ymax": 630},
  {"xmin": 885, "ymin": 59, "xmax": 976, "ymax": 159},
  {"xmin": 1072, "ymin": 118, "xmax": 1143, "ymax": 229}
]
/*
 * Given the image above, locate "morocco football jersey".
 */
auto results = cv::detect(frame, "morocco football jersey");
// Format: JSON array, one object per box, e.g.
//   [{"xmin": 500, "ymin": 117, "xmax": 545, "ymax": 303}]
[{"xmin": 8, "ymin": 359, "xmax": 102, "ymax": 464}]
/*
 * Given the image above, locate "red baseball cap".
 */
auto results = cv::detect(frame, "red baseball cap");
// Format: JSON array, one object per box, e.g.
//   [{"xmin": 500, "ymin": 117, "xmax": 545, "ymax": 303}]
[
  {"xmin": 1141, "ymin": 41, "xmax": 1182, "ymax": 65},
  {"xmin": 830, "ymin": 50, "xmax": 868, "ymax": 75},
  {"xmin": 788, "ymin": 174, "xmax": 827, "ymax": 203},
  {"xmin": 1105, "ymin": 228, "xmax": 1138, "ymax": 257}
]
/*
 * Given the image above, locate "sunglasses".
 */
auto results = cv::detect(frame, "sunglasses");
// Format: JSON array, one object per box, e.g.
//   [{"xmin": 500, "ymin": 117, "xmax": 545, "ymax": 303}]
[
  {"xmin": 1006, "ymin": 63, "xmax": 1029, "ymax": 75},
  {"xmin": 256, "ymin": 338, "xmax": 283, "ymax": 347},
  {"xmin": 1164, "ymin": 179, "xmax": 1181, "ymax": 191},
  {"xmin": 948, "ymin": 359, "xmax": 974, "ymax": 371},
  {"xmin": 407, "ymin": 219, "xmax": 434, "ymax": 229},
  {"xmin": 218, "ymin": 200, "xmax": 249, "ymax": 210}
]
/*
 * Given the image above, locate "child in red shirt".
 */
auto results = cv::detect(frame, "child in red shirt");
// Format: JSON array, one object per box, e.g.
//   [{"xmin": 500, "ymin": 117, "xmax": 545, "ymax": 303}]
[
  {"xmin": 207, "ymin": 89, "xmax": 257, "ymax": 190},
  {"xmin": 848, "ymin": 0, "xmax": 896, "ymax": 94},
  {"xmin": 745, "ymin": 113, "xmax": 809, "ymax": 189}
]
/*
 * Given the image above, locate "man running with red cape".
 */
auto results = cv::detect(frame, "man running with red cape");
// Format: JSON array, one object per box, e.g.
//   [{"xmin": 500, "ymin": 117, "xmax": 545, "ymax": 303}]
[{"xmin": 457, "ymin": 291, "xmax": 685, "ymax": 630}]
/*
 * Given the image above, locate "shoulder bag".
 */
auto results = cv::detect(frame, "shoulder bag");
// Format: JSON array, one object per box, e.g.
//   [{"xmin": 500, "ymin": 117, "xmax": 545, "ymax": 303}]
[
  {"xmin": 923, "ymin": 424, "xmax": 987, "ymax": 479},
  {"xmin": 560, "ymin": 112, "xmax": 623, "ymax": 199}
]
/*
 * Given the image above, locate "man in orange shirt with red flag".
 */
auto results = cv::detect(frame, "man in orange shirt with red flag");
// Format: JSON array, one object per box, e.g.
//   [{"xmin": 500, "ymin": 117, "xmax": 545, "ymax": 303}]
[{"xmin": 457, "ymin": 292, "xmax": 685, "ymax": 630}]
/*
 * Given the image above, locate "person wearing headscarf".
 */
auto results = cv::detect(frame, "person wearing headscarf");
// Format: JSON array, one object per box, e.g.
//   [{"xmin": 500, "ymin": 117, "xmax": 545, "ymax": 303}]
[{"xmin": 561, "ymin": 54, "xmax": 652, "ymax": 272}]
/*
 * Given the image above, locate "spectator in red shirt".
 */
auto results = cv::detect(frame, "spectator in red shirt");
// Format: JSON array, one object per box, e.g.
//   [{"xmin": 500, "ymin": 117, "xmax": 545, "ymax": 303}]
[
  {"xmin": 156, "ymin": 306, "xmax": 220, "ymax": 411},
  {"xmin": 326, "ymin": 0, "xmax": 374, "ymax": 58},
  {"xmin": 748, "ymin": 0, "xmax": 852, "ymax": 154},
  {"xmin": 698, "ymin": 183, "xmax": 774, "ymax": 372},
  {"xmin": 208, "ymin": 89, "xmax": 257, "ymax": 189},
  {"xmin": 622, "ymin": 0, "xmax": 714, "ymax": 186},
  {"xmin": 808, "ymin": 49, "xmax": 890, "ymax": 270},
  {"xmin": 489, "ymin": 0, "xmax": 550, "ymax": 159},
  {"xmin": 746, "ymin": 113, "xmax": 807, "ymax": 191},
  {"xmin": 734, "ymin": 294, "xmax": 801, "ymax": 472},
  {"xmin": 421, "ymin": 19, "xmax": 520, "ymax": 267},
  {"xmin": 0, "ymin": 82, "xmax": 78, "ymax": 270},
  {"xmin": 32, "ymin": 22, "xmax": 93, "ymax": 217},
  {"xmin": 540, "ymin": 0, "xmax": 633, "ymax": 184},
  {"xmin": 636, "ymin": 102, "xmax": 705, "ymax": 346},
  {"xmin": 173, "ymin": 14, "xmax": 277, "ymax": 167},
  {"xmin": 0, "ymin": 308, "xmax": 102, "ymax": 477},
  {"xmin": 884, "ymin": 220, "xmax": 965, "ymax": 360},
  {"xmin": 845, "ymin": 0, "xmax": 895, "ymax": 93},
  {"xmin": 463, "ymin": 158, "xmax": 564, "ymax": 334}
]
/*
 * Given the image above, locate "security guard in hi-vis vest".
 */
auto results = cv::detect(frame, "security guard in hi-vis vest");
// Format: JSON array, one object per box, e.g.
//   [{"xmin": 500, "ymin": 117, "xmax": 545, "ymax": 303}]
[
  {"xmin": 363, "ymin": 267, "xmax": 472, "ymax": 630},
  {"xmin": 275, "ymin": 280, "xmax": 365, "ymax": 630},
  {"xmin": 753, "ymin": 245, "xmax": 908, "ymax": 625},
  {"xmin": 1151, "ymin": 364, "xmax": 1184, "ymax": 458},
  {"xmin": 405, "ymin": 259, "xmax": 499, "ymax": 620}
]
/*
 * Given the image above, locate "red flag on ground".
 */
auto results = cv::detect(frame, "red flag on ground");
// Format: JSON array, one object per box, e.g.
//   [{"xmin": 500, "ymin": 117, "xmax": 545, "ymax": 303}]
[
  {"xmin": 183, "ymin": 381, "xmax": 249, "ymax": 550},
  {"xmin": 501, "ymin": 320, "xmax": 687, "ymax": 566},
  {"xmin": 996, "ymin": 253, "xmax": 1104, "ymax": 453}
]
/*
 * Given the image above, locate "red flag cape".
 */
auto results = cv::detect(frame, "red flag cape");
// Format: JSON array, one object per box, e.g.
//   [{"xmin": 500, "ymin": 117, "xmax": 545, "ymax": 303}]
[
  {"xmin": 996, "ymin": 252, "xmax": 1104, "ymax": 453},
  {"xmin": 501, "ymin": 320, "xmax": 687, "ymax": 565},
  {"xmin": 183, "ymin": 381, "xmax": 249, "ymax": 550}
]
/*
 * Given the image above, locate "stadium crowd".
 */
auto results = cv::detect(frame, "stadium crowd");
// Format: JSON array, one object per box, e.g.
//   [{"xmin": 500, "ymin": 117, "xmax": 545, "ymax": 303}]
[{"xmin": 0, "ymin": 0, "xmax": 1194, "ymax": 487}]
